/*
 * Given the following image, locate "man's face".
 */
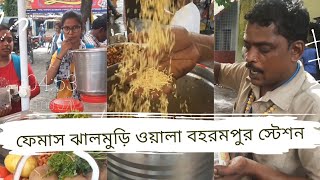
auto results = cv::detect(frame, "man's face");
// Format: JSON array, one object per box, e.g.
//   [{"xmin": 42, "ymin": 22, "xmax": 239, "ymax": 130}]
[
  {"xmin": 243, "ymin": 23, "xmax": 295, "ymax": 90},
  {"xmin": 0, "ymin": 30, "xmax": 13, "ymax": 57},
  {"xmin": 97, "ymin": 28, "xmax": 107, "ymax": 42}
]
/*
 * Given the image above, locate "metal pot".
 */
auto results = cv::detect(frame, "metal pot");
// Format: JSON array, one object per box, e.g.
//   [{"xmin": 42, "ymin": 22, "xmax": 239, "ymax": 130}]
[
  {"xmin": 106, "ymin": 64, "xmax": 216, "ymax": 179},
  {"xmin": 72, "ymin": 48, "xmax": 107, "ymax": 95},
  {"xmin": 107, "ymin": 64, "xmax": 215, "ymax": 113},
  {"xmin": 107, "ymin": 153, "xmax": 214, "ymax": 180}
]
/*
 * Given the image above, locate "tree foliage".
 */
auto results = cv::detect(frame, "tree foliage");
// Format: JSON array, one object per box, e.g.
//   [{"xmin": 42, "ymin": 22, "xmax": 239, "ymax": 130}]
[
  {"xmin": 3, "ymin": 0, "xmax": 17, "ymax": 16},
  {"xmin": 215, "ymin": 0, "xmax": 232, "ymax": 7}
]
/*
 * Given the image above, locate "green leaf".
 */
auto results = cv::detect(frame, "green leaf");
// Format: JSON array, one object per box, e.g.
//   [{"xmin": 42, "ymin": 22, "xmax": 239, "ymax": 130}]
[
  {"xmin": 215, "ymin": 0, "xmax": 232, "ymax": 8},
  {"xmin": 3, "ymin": 0, "xmax": 17, "ymax": 16},
  {"xmin": 47, "ymin": 152, "xmax": 106, "ymax": 180}
]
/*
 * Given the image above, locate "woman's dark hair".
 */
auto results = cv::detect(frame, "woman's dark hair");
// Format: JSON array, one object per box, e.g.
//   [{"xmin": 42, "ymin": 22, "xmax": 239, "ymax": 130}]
[
  {"xmin": 0, "ymin": 24, "xmax": 10, "ymax": 31},
  {"xmin": 245, "ymin": 0, "xmax": 310, "ymax": 45},
  {"xmin": 61, "ymin": 10, "xmax": 82, "ymax": 27}
]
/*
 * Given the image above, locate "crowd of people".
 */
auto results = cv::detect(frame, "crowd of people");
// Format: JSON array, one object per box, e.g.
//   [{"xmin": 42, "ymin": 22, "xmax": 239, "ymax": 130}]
[{"xmin": 0, "ymin": 0, "xmax": 320, "ymax": 179}]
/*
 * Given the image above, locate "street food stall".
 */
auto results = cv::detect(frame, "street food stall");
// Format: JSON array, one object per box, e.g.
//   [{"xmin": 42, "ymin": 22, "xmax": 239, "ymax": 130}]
[{"xmin": 0, "ymin": 42, "xmax": 236, "ymax": 179}]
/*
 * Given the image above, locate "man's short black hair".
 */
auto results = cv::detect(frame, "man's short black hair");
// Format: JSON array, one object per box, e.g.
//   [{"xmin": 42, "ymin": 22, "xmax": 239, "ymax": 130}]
[
  {"xmin": 245, "ymin": 0, "xmax": 310, "ymax": 44},
  {"xmin": 92, "ymin": 15, "xmax": 107, "ymax": 30}
]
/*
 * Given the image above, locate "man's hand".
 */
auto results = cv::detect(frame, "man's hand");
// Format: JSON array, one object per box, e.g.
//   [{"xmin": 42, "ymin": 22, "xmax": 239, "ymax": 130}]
[
  {"xmin": 159, "ymin": 26, "xmax": 200, "ymax": 79},
  {"xmin": 214, "ymin": 156, "xmax": 249, "ymax": 180},
  {"xmin": 129, "ymin": 26, "xmax": 201, "ymax": 79},
  {"xmin": 124, "ymin": 26, "xmax": 200, "ymax": 98}
]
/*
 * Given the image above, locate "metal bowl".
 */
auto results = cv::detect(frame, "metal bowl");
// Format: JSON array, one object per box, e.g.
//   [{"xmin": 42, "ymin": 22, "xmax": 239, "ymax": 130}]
[
  {"xmin": 107, "ymin": 62, "xmax": 236, "ymax": 114},
  {"xmin": 105, "ymin": 63, "xmax": 236, "ymax": 179},
  {"xmin": 106, "ymin": 63, "xmax": 215, "ymax": 113}
]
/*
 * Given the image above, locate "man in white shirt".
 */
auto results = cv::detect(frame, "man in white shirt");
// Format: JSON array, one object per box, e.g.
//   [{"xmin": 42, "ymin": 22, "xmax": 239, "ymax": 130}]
[{"xmin": 170, "ymin": 0, "xmax": 201, "ymax": 33}]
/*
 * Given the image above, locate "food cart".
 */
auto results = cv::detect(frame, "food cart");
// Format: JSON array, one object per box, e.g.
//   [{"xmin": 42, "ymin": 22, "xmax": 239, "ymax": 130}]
[{"xmin": 0, "ymin": 41, "xmax": 236, "ymax": 179}]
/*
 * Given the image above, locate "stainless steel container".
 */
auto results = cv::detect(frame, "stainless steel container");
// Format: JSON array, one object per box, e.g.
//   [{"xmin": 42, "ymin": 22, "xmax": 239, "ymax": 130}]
[
  {"xmin": 106, "ymin": 64, "xmax": 219, "ymax": 179},
  {"xmin": 107, "ymin": 153, "xmax": 214, "ymax": 180},
  {"xmin": 107, "ymin": 64, "xmax": 216, "ymax": 113},
  {"xmin": 72, "ymin": 48, "xmax": 107, "ymax": 95}
]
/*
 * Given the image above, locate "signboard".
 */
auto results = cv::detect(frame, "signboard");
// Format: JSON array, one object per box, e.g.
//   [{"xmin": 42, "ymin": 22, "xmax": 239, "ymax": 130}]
[{"xmin": 27, "ymin": 0, "xmax": 107, "ymax": 14}]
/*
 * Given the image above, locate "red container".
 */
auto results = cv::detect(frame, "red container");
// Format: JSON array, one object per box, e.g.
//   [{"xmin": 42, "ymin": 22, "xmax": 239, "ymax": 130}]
[
  {"xmin": 80, "ymin": 94, "xmax": 107, "ymax": 112},
  {"xmin": 49, "ymin": 98, "xmax": 84, "ymax": 113},
  {"xmin": 80, "ymin": 94, "xmax": 107, "ymax": 103}
]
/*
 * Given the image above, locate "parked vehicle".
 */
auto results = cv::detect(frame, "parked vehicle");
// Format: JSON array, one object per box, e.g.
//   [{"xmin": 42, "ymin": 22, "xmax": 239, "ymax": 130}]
[{"xmin": 31, "ymin": 36, "xmax": 41, "ymax": 49}]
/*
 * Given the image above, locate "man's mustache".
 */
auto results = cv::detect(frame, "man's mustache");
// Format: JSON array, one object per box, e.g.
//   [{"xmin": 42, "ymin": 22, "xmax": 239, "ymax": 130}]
[{"xmin": 245, "ymin": 63, "xmax": 263, "ymax": 73}]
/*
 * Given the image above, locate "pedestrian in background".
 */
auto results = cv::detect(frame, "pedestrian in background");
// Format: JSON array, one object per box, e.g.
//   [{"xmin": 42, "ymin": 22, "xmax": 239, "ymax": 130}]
[
  {"xmin": 50, "ymin": 22, "xmax": 62, "ymax": 55},
  {"xmin": 38, "ymin": 24, "xmax": 46, "ymax": 47},
  {"xmin": 83, "ymin": 15, "xmax": 108, "ymax": 47}
]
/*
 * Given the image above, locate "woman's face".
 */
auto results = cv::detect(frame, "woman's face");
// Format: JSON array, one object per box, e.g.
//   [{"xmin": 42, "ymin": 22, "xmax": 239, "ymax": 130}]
[
  {"xmin": 55, "ymin": 25, "xmax": 61, "ymax": 34},
  {"xmin": 62, "ymin": 18, "xmax": 82, "ymax": 43},
  {"xmin": 0, "ymin": 30, "xmax": 13, "ymax": 57}
]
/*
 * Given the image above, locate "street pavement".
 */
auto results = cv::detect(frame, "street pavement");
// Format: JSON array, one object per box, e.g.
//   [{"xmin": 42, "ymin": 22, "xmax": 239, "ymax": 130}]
[{"xmin": 29, "ymin": 46, "xmax": 56, "ymax": 113}]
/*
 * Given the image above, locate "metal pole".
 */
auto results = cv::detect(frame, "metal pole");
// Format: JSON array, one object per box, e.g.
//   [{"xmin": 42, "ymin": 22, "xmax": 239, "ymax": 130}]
[{"xmin": 17, "ymin": 0, "xmax": 30, "ymax": 111}]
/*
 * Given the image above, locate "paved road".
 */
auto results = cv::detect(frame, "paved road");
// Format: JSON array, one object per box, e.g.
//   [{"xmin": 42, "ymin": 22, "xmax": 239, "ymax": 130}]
[{"xmin": 29, "ymin": 47, "xmax": 56, "ymax": 113}]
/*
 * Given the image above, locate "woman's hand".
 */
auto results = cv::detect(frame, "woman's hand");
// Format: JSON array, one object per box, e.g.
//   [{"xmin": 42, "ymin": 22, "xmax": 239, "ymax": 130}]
[{"xmin": 59, "ymin": 38, "xmax": 73, "ymax": 57}]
